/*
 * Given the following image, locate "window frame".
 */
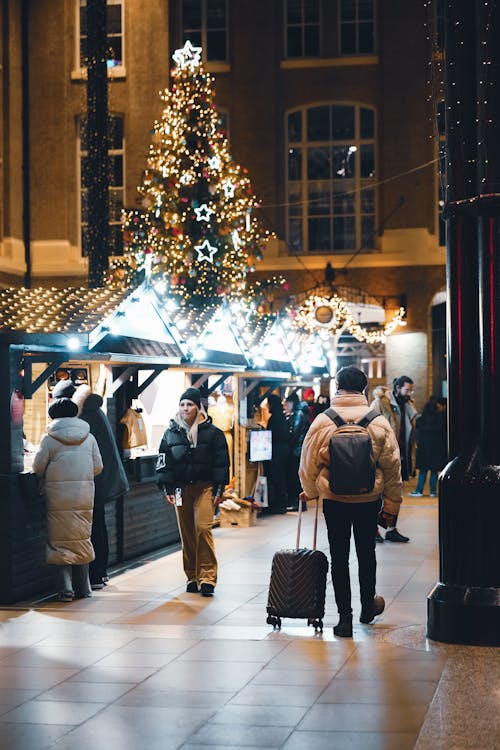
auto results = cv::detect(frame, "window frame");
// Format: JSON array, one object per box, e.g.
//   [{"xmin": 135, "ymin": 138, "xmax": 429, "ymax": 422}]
[
  {"xmin": 181, "ymin": 0, "xmax": 229, "ymax": 64},
  {"xmin": 284, "ymin": 0, "xmax": 322, "ymax": 59},
  {"xmin": 77, "ymin": 113, "xmax": 126, "ymax": 258},
  {"xmin": 339, "ymin": 0, "xmax": 376, "ymax": 57},
  {"xmin": 75, "ymin": 0, "xmax": 125, "ymax": 77},
  {"xmin": 285, "ymin": 102, "xmax": 377, "ymax": 255}
]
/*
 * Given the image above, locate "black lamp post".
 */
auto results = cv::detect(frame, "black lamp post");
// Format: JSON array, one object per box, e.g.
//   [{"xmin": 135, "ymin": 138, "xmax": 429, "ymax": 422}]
[{"xmin": 427, "ymin": 0, "xmax": 500, "ymax": 645}]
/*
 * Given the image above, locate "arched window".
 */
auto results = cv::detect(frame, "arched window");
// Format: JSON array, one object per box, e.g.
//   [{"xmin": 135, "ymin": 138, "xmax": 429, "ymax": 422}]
[{"xmin": 286, "ymin": 103, "xmax": 376, "ymax": 253}]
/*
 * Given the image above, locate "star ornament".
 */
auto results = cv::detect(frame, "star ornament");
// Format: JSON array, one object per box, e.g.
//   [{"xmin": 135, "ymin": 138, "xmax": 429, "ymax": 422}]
[
  {"xmin": 223, "ymin": 181, "xmax": 235, "ymax": 198},
  {"xmin": 194, "ymin": 204, "xmax": 215, "ymax": 222},
  {"xmin": 172, "ymin": 40, "xmax": 202, "ymax": 69},
  {"xmin": 195, "ymin": 239, "xmax": 218, "ymax": 263}
]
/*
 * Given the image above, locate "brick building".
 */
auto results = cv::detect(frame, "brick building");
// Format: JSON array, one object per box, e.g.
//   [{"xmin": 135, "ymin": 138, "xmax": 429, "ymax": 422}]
[{"xmin": 0, "ymin": 1, "xmax": 446, "ymax": 401}]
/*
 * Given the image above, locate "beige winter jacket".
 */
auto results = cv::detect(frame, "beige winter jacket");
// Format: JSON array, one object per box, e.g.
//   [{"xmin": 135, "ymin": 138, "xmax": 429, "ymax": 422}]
[
  {"xmin": 298, "ymin": 391, "xmax": 403, "ymax": 516},
  {"xmin": 33, "ymin": 417, "xmax": 103, "ymax": 565}
]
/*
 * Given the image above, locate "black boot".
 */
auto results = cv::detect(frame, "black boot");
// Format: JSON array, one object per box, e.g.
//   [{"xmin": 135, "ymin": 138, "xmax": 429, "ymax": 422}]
[
  {"xmin": 360, "ymin": 595, "xmax": 385, "ymax": 624},
  {"xmin": 333, "ymin": 612, "xmax": 353, "ymax": 638}
]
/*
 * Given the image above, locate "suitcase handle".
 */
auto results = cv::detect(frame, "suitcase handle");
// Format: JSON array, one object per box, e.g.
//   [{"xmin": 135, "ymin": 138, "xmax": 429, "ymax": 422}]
[{"xmin": 296, "ymin": 498, "xmax": 320, "ymax": 550}]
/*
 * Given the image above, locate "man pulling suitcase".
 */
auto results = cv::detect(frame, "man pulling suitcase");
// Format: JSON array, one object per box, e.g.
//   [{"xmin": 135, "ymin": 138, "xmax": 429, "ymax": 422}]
[{"xmin": 299, "ymin": 366, "xmax": 403, "ymax": 638}]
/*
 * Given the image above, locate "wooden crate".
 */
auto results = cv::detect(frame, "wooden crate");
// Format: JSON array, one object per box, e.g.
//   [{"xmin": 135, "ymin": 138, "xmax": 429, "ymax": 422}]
[{"xmin": 218, "ymin": 505, "xmax": 257, "ymax": 528}]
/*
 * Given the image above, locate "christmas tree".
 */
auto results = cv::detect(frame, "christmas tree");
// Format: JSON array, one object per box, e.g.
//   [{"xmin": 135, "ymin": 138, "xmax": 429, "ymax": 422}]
[{"xmin": 114, "ymin": 40, "xmax": 273, "ymax": 304}]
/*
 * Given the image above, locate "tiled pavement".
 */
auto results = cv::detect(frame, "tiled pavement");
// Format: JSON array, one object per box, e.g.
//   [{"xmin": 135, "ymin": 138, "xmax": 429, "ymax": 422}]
[{"xmin": 0, "ymin": 490, "xmax": 498, "ymax": 749}]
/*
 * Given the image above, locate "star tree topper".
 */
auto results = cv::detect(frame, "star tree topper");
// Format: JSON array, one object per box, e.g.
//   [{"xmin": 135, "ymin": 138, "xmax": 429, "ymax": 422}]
[{"xmin": 172, "ymin": 40, "xmax": 202, "ymax": 69}]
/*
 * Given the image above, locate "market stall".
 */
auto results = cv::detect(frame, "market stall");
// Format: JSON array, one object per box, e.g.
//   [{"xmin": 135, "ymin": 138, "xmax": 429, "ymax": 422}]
[{"xmin": 0, "ymin": 282, "xmax": 326, "ymax": 603}]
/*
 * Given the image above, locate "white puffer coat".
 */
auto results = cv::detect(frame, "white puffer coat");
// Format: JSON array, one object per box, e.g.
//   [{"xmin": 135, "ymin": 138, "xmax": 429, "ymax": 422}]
[
  {"xmin": 299, "ymin": 391, "xmax": 403, "ymax": 516},
  {"xmin": 33, "ymin": 417, "xmax": 103, "ymax": 565}
]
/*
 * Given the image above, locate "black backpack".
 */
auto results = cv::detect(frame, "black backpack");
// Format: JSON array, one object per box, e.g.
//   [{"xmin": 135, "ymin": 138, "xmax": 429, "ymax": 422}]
[{"xmin": 325, "ymin": 408, "xmax": 379, "ymax": 495}]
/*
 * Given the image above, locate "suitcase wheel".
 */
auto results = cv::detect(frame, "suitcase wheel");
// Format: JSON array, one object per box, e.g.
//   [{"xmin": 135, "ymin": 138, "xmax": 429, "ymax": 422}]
[
  {"xmin": 266, "ymin": 615, "xmax": 281, "ymax": 629},
  {"xmin": 308, "ymin": 618, "xmax": 323, "ymax": 632}
]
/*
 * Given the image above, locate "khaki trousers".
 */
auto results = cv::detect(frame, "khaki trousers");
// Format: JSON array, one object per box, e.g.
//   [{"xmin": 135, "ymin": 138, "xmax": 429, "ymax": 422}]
[{"xmin": 175, "ymin": 481, "xmax": 217, "ymax": 586}]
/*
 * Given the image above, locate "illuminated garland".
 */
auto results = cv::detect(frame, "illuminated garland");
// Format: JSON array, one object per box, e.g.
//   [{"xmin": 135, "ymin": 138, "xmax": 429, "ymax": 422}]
[
  {"xmin": 290, "ymin": 295, "xmax": 407, "ymax": 343},
  {"xmin": 111, "ymin": 40, "xmax": 274, "ymax": 304},
  {"xmin": 0, "ymin": 287, "xmax": 127, "ymax": 333}
]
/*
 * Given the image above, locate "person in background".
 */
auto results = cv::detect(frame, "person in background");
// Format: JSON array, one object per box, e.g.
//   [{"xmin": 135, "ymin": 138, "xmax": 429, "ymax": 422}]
[
  {"xmin": 410, "ymin": 396, "xmax": 447, "ymax": 497},
  {"xmin": 299, "ymin": 366, "xmax": 403, "ymax": 638},
  {"xmin": 72, "ymin": 384, "xmax": 130, "ymax": 590},
  {"xmin": 369, "ymin": 384, "xmax": 397, "ymax": 432},
  {"xmin": 370, "ymin": 375, "xmax": 416, "ymax": 543},
  {"xmin": 156, "ymin": 387, "xmax": 229, "ymax": 597},
  {"xmin": 264, "ymin": 394, "xmax": 291, "ymax": 515},
  {"xmin": 33, "ymin": 398, "xmax": 103, "ymax": 602},
  {"xmin": 302, "ymin": 387, "xmax": 318, "ymax": 421},
  {"xmin": 284, "ymin": 392, "xmax": 310, "ymax": 511},
  {"xmin": 391, "ymin": 376, "xmax": 417, "ymax": 483}
]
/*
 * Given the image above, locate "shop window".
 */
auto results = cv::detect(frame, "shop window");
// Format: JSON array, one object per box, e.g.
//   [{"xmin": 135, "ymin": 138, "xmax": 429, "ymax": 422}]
[
  {"xmin": 78, "ymin": 114, "xmax": 125, "ymax": 257},
  {"xmin": 285, "ymin": 0, "xmax": 321, "ymax": 58},
  {"xmin": 78, "ymin": 0, "xmax": 124, "ymax": 71},
  {"xmin": 182, "ymin": 0, "xmax": 228, "ymax": 62},
  {"xmin": 340, "ymin": 0, "xmax": 375, "ymax": 55},
  {"xmin": 286, "ymin": 103, "xmax": 376, "ymax": 253}
]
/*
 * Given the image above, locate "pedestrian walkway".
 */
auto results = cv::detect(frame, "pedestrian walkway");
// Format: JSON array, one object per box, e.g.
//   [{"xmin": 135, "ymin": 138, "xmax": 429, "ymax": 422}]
[{"xmin": 0, "ymin": 491, "xmax": 498, "ymax": 749}]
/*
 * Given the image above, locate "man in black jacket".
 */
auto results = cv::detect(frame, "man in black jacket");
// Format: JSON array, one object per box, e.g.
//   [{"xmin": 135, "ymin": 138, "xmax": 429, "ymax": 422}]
[{"xmin": 156, "ymin": 387, "xmax": 229, "ymax": 597}]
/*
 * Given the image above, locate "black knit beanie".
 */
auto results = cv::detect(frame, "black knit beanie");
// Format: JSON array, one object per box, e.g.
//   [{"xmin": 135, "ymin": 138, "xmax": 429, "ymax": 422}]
[
  {"xmin": 52, "ymin": 379, "xmax": 77, "ymax": 399},
  {"xmin": 48, "ymin": 398, "xmax": 79, "ymax": 419},
  {"xmin": 179, "ymin": 387, "xmax": 201, "ymax": 408}
]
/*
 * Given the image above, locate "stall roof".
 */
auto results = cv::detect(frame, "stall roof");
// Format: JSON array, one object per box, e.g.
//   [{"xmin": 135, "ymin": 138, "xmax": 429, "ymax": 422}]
[
  {"xmin": 0, "ymin": 284, "xmax": 329, "ymax": 378},
  {"xmin": 0, "ymin": 285, "xmax": 185, "ymax": 362},
  {"xmin": 167, "ymin": 304, "xmax": 248, "ymax": 369},
  {"xmin": 284, "ymin": 328, "xmax": 331, "ymax": 376},
  {"xmin": 0, "ymin": 286, "xmax": 129, "ymax": 334}
]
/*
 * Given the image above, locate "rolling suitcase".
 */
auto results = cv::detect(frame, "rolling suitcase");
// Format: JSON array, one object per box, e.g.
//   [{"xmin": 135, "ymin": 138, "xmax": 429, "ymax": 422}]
[{"xmin": 266, "ymin": 499, "xmax": 328, "ymax": 632}]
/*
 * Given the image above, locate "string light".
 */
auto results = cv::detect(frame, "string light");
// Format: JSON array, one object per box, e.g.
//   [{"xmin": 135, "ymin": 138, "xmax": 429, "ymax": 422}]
[
  {"xmin": 0, "ymin": 287, "xmax": 128, "ymax": 334},
  {"xmin": 290, "ymin": 294, "xmax": 407, "ymax": 343}
]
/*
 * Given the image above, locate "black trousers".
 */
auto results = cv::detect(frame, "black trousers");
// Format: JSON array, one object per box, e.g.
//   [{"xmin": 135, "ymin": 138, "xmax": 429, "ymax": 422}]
[
  {"xmin": 323, "ymin": 498, "xmax": 381, "ymax": 615},
  {"xmin": 265, "ymin": 459, "xmax": 289, "ymax": 513},
  {"xmin": 89, "ymin": 505, "xmax": 109, "ymax": 584},
  {"xmin": 286, "ymin": 454, "xmax": 301, "ymax": 507}
]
